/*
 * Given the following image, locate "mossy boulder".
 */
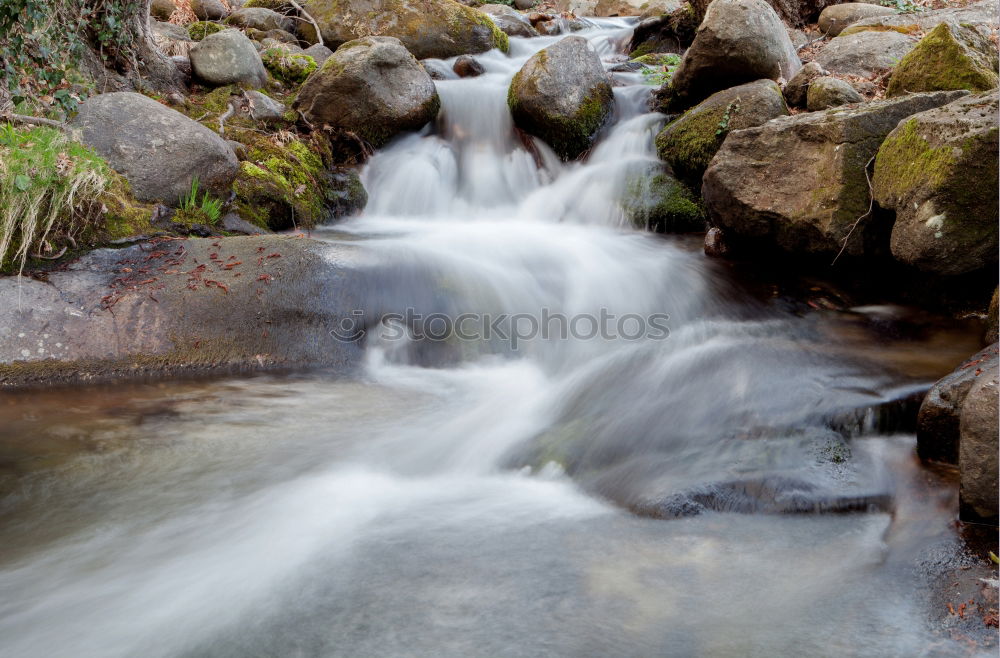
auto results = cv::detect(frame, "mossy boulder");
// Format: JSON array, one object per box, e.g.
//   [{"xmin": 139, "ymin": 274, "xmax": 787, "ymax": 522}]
[
  {"xmin": 507, "ymin": 36, "xmax": 614, "ymax": 160},
  {"xmin": 660, "ymin": 0, "xmax": 800, "ymax": 111},
  {"xmin": 243, "ymin": 0, "xmax": 295, "ymax": 9},
  {"xmin": 839, "ymin": 1, "xmax": 997, "ymax": 39},
  {"xmin": 886, "ymin": 23, "xmax": 999, "ymax": 98},
  {"xmin": 478, "ymin": 4, "xmax": 539, "ymax": 38},
  {"xmin": 229, "ymin": 128, "xmax": 367, "ymax": 230},
  {"xmin": 295, "ymin": 36, "xmax": 440, "ymax": 148},
  {"xmin": 299, "ymin": 0, "xmax": 508, "ymax": 59},
  {"xmin": 261, "ymin": 49, "xmax": 317, "ymax": 83},
  {"xmin": 806, "ymin": 76, "xmax": 862, "ymax": 111},
  {"xmin": 816, "ymin": 3, "xmax": 894, "ymax": 38},
  {"xmin": 702, "ymin": 91, "xmax": 968, "ymax": 258},
  {"xmin": 624, "ymin": 171, "xmax": 704, "ymax": 232},
  {"xmin": 655, "ymin": 79, "xmax": 787, "ymax": 184},
  {"xmin": 188, "ymin": 21, "xmax": 225, "ymax": 41},
  {"xmin": 872, "ymin": 91, "xmax": 998, "ymax": 276}
]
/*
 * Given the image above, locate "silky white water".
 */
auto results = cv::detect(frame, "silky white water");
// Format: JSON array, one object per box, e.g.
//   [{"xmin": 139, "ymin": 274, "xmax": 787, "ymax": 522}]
[{"xmin": 0, "ymin": 21, "xmax": 988, "ymax": 658}]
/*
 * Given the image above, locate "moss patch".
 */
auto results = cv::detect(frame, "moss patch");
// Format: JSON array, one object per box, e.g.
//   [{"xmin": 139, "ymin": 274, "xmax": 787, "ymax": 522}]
[
  {"xmin": 886, "ymin": 23, "xmax": 999, "ymax": 97},
  {"xmin": 261, "ymin": 49, "xmax": 318, "ymax": 84},
  {"xmin": 188, "ymin": 21, "xmax": 225, "ymax": 41},
  {"xmin": 624, "ymin": 171, "xmax": 704, "ymax": 233},
  {"xmin": 840, "ymin": 23, "xmax": 922, "ymax": 36}
]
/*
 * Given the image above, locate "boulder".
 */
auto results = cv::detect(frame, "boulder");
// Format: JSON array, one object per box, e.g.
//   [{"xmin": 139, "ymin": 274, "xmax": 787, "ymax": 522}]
[
  {"xmin": 688, "ymin": 0, "xmax": 842, "ymax": 29},
  {"xmin": 702, "ymin": 91, "xmax": 967, "ymax": 258},
  {"xmin": 480, "ymin": 4, "xmax": 539, "ymax": 38},
  {"xmin": 299, "ymin": 0, "xmax": 509, "ymax": 59},
  {"xmin": 814, "ymin": 30, "xmax": 918, "ymax": 78},
  {"xmin": 917, "ymin": 344, "xmax": 999, "ymax": 464},
  {"xmin": 663, "ymin": 0, "xmax": 800, "ymax": 110},
  {"xmin": 515, "ymin": 0, "xmax": 537, "ymax": 9},
  {"xmin": 453, "ymin": 55, "xmax": 486, "ymax": 77},
  {"xmin": 783, "ymin": 61, "xmax": 827, "ymax": 107},
  {"xmin": 959, "ymin": 363, "xmax": 999, "ymax": 525},
  {"xmin": 295, "ymin": 36, "xmax": 440, "ymax": 147},
  {"xmin": 152, "ymin": 20, "xmax": 191, "ymax": 42},
  {"xmin": 806, "ymin": 76, "xmax": 862, "ymax": 111},
  {"xmin": 507, "ymin": 35, "xmax": 614, "ymax": 160},
  {"xmin": 817, "ymin": 3, "xmax": 894, "ymax": 37},
  {"xmin": 225, "ymin": 7, "xmax": 295, "ymax": 32},
  {"xmin": 302, "ymin": 43, "xmax": 334, "ymax": 66},
  {"xmin": 261, "ymin": 48, "xmax": 317, "ymax": 83},
  {"xmin": 191, "ymin": 0, "xmax": 229, "ymax": 20},
  {"xmin": 69, "ymin": 92, "xmax": 239, "ymax": 206},
  {"xmin": 841, "ymin": 0, "xmax": 998, "ymax": 40},
  {"xmin": 0, "ymin": 237, "xmax": 363, "ymax": 389},
  {"xmin": 190, "ymin": 29, "xmax": 269, "ymax": 87},
  {"xmin": 628, "ymin": 4, "xmax": 699, "ymax": 57},
  {"xmin": 151, "ymin": 0, "xmax": 177, "ymax": 21},
  {"xmin": 872, "ymin": 91, "xmax": 998, "ymax": 276},
  {"xmin": 624, "ymin": 170, "xmax": 704, "ymax": 232},
  {"xmin": 656, "ymin": 79, "xmax": 788, "ymax": 184},
  {"xmin": 886, "ymin": 22, "xmax": 999, "ymax": 98},
  {"xmin": 244, "ymin": 90, "xmax": 287, "ymax": 121}
]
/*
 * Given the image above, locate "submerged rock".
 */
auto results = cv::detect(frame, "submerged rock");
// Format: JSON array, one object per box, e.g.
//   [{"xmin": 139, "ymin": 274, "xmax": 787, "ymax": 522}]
[
  {"xmin": 661, "ymin": 0, "xmax": 800, "ymax": 110},
  {"xmin": 656, "ymin": 79, "xmax": 788, "ymax": 184},
  {"xmin": 623, "ymin": 170, "xmax": 704, "ymax": 232},
  {"xmin": 508, "ymin": 36, "xmax": 614, "ymax": 160},
  {"xmin": 70, "ymin": 92, "xmax": 239, "ymax": 207},
  {"xmin": 295, "ymin": 36, "xmax": 440, "ymax": 148},
  {"xmin": 702, "ymin": 91, "xmax": 967, "ymax": 259},
  {"xmin": 299, "ymin": 0, "xmax": 509, "ymax": 59},
  {"xmin": 806, "ymin": 76, "xmax": 862, "ymax": 111},
  {"xmin": 0, "ymin": 237, "xmax": 363, "ymax": 389},
  {"xmin": 885, "ymin": 22, "xmax": 999, "ymax": 98},
  {"xmin": 872, "ymin": 91, "xmax": 998, "ymax": 276},
  {"xmin": 190, "ymin": 29, "xmax": 269, "ymax": 87}
]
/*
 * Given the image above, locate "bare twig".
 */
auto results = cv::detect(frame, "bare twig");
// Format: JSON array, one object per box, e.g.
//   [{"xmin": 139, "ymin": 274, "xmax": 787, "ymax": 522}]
[
  {"xmin": 2, "ymin": 113, "xmax": 68, "ymax": 130},
  {"xmin": 32, "ymin": 245, "xmax": 68, "ymax": 260},
  {"xmin": 218, "ymin": 101, "xmax": 236, "ymax": 136},
  {"xmin": 831, "ymin": 155, "xmax": 877, "ymax": 266},
  {"xmin": 289, "ymin": 0, "xmax": 324, "ymax": 47}
]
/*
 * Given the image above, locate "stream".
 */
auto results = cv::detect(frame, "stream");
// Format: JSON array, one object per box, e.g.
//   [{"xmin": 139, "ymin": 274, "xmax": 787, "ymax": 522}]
[{"xmin": 0, "ymin": 20, "xmax": 990, "ymax": 657}]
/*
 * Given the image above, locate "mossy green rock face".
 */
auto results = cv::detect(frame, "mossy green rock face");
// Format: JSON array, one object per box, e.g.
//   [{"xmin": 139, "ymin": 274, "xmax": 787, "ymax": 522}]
[
  {"xmin": 188, "ymin": 21, "xmax": 224, "ymax": 41},
  {"xmin": 656, "ymin": 79, "xmax": 787, "ymax": 184},
  {"xmin": 702, "ymin": 90, "xmax": 967, "ymax": 258},
  {"xmin": 873, "ymin": 91, "xmax": 998, "ymax": 276},
  {"xmin": 299, "ymin": 0, "xmax": 508, "ymax": 59},
  {"xmin": 886, "ymin": 23, "xmax": 999, "ymax": 98},
  {"xmin": 261, "ymin": 49, "xmax": 318, "ymax": 83},
  {"xmin": 507, "ymin": 36, "xmax": 614, "ymax": 160},
  {"xmin": 295, "ymin": 36, "xmax": 440, "ymax": 148},
  {"xmin": 624, "ymin": 170, "xmax": 704, "ymax": 232}
]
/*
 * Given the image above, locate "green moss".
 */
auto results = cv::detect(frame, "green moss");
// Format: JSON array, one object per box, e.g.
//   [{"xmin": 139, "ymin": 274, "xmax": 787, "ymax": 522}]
[
  {"xmin": 873, "ymin": 118, "xmax": 957, "ymax": 201},
  {"xmin": 624, "ymin": 171, "xmax": 704, "ymax": 232},
  {"xmin": 629, "ymin": 41, "xmax": 655, "ymax": 59},
  {"xmin": 840, "ymin": 23, "xmax": 922, "ymax": 36},
  {"xmin": 243, "ymin": 0, "xmax": 292, "ymax": 8},
  {"xmin": 656, "ymin": 101, "xmax": 730, "ymax": 183},
  {"xmin": 886, "ymin": 23, "xmax": 999, "ymax": 97},
  {"xmin": 261, "ymin": 49, "xmax": 318, "ymax": 84},
  {"xmin": 631, "ymin": 53, "xmax": 681, "ymax": 66},
  {"xmin": 188, "ymin": 21, "xmax": 224, "ymax": 41},
  {"xmin": 471, "ymin": 11, "xmax": 509, "ymax": 53}
]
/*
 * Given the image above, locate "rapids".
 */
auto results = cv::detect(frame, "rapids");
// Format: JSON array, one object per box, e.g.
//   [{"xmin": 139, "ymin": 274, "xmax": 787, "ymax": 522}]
[{"xmin": 0, "ymin": 19, "xmax": 990, "ymax": 658}]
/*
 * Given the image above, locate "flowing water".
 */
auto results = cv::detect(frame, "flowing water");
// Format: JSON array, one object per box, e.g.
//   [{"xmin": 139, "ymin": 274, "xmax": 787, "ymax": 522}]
[{"xmin": 0, "ymin": 21, "xmax": 992, "ymax": 657}]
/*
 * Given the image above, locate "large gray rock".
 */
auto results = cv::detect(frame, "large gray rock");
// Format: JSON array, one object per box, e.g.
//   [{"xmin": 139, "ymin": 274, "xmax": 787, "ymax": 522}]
[
  {"xmin": 664, "ymin": 0, "xmax": 801, "ymax": 110},
  {"xmin": 299, "ymin": 0, "xmax": 508, "ymax": 59},
  {"xmin": 225, "ymin": 7, "xmax": 294, "ymax": 32},
  {"xmin": 191, "ymin": 0, "xmax": 229, "ymax": 19},
  {"xmin": 0, "ymin": 237, "xmax": 362, "ymax": 389},
  {"xmin": 480, "ymin": 4, "xmax": 539, "ymax": 38},
  {"xmin": 841, "ymin": 0, "xmax": 998, "ymax": 40},
  {"xmin": 806, "ymin": 76, "xmax": 862, "ymax": 111},
  {"xmin": 783, "ymin": 61, "xmax": 827, "ymax": 107},
  {"xmin": 885, "ymin": 22, "xmax": 999, "ymax": 98},
  {"xmin": 917, "ymin": 344, "xmax": 999, "ymax": 464},
  {"xmin": 817, "ymin": 3, "xmax": 894, "ymax": 37},
  {"xmin": 508, "ymin": 35, "xmax": 614, "ymax": 160},
  {"xmin": 656, "ymin": 79, "xmax": 788, "ymax": 183},
  {"xmin": 814, "ymin": 30, "xmax": 918, "ymax": 77},
  {"xmin": 302, "ymin": 43, "xmax": 334, "ymax": 66},
  {"xmin": 702, "ymin": 91, "xmax": 967, "ymax": 258},
  {"xmin": 295, "ymin": 36, "xmax": 440, "ymax": 147},
  {"xmin": 959, "ymin": 361, "xmax": 999, "ymax": 525},
  {"xmin": 70, "ymin": 92, "xmax": 239, "ymax": 206},
  {"xmin": 190, "ymin": 29, "xmax": 268, "ymax": 87},
  {"xmin": 873, "ymin": 91, "xmax": 998, "ymax": 276}
]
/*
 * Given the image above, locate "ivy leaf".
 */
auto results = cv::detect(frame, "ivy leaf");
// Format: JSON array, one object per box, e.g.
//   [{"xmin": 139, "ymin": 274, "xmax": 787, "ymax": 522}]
[{"xmin": 14, "ymin": 174, "xmax": 31, "ymax": 191}]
